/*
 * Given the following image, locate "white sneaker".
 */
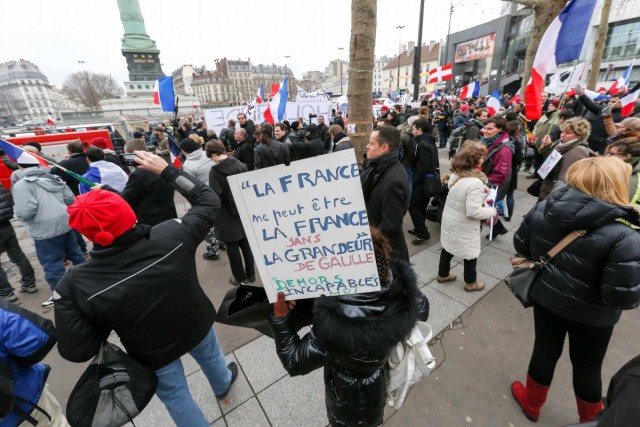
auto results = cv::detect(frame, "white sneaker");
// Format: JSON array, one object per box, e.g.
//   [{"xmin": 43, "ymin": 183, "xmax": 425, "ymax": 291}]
[{"xmin": 42, "ymin": 296, "xmax": 54, "ymax": 308}]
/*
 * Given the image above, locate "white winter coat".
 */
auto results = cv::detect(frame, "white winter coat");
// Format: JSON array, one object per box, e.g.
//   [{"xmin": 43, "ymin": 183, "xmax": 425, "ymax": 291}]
[{"xmin": 440, "ymin": 176, "xmax": 496, "ymax": 260}]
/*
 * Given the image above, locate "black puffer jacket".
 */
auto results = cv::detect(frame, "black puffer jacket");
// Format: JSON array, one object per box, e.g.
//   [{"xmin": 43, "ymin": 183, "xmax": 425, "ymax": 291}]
[
  {"xmin": 270, "ymin": 261, "xmax": 429, "ymax": 427},
  {"xmin": 0, "ymin": 188, "xmax": 13, "ymax": 225},
  {"xmin": 514, "ymin": 185, "xmax": 640, "ymax": 327},
  {"xmin": 209, "ymin": 156, "xmax": 247, "ymax": 243}
]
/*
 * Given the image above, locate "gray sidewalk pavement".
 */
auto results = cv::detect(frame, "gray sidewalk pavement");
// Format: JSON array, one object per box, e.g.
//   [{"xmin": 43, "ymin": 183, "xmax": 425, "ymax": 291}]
[{"xmin": 3, "ymin": 154, "xmax": 639, "ymax": 426}]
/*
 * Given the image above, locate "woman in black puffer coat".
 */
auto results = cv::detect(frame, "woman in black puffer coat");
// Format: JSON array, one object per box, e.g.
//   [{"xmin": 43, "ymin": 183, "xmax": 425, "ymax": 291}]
[
  {"xmin": 511, "ymin": 157, "xmax": 640, "ymax": 424},
  {"xmin": 270, "ymin": 228, "xmax": 429, "ymax": 426}
]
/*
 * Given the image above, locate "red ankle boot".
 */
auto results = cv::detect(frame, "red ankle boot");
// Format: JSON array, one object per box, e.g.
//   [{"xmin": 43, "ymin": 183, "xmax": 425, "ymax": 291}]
[
  {"xmin": 511, "ymin": 374, "xmax": 551, "ymax": 422},
  {"xmin": 576, "ymin": 396, "xmax": 603, "ymax": 422}
]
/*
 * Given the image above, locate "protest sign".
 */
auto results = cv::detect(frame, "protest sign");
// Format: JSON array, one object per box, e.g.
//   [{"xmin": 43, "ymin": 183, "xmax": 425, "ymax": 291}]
[
  {"xmin": 228, "ymin": 149, "xmax": 380, "ymax": 302},
  {"xmin": 204, "ymin": 101, "xmax": 333, "ymax": 136},
  {"xmin": 537, "ymin": 150, "xmax": 562, "ymax": 179}
]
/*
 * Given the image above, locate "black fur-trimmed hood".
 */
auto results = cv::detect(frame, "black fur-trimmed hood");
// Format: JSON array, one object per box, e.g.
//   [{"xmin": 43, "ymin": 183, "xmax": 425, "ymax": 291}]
[{"xmin": 312, "ymin": 260, "xmax": 422, "ymax": 353}]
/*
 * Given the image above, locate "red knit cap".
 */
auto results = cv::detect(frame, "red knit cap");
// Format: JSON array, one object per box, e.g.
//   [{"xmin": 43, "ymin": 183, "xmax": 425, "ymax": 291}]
[
  {"xmin": 67, "ymin": 190, "xmax": 137, "ymax": 246},
  {"xmin": 90, "ymin": 137, "xmax": 108, "ymax": 149}
]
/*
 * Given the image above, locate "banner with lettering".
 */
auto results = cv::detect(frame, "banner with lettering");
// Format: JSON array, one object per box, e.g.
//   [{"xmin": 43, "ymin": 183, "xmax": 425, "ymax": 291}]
[
  {"xmin": 203, "ymin": 101, "xmax": 333, "ymax": 136},
  {"xmin": 228, "ymin": 149, "xmax": 380, "ymax": 302}
]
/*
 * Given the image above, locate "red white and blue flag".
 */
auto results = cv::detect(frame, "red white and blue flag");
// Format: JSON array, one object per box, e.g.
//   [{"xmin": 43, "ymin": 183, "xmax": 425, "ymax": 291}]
[
  {"xmin": 46, "ymin": 113, "xmax": 56, "ymax": 126},
  {"xmin": 459, "ymin": 81, "xmax": 480, "ymax": 99},
  {"xmin": 167, "ymin": 134, "xmax": 182, "ymax": 167},
  {"xmin": 255, "ymin": 83, "xmax": 265, "ymax": 104},
  {"xmin": 620, "ymin": 87, "xmax": 640, "ymax": 117},
  {"xmin": 525, "ymin": 0, "xmax": 597, "ymax": 121},
  {"xmin": 264, "ymin": 77, "xmax": 289, "ymax": 124},
  {"xmin": 153, "ymin": 77, "xmax": 176, "ymax": 113},
  {"xmin": 487, "ymin": 90, "xmax": 502, "ymax": 116},
  {"xmin": 609, "ymin": 61, "xmax": 634, "ymax": 95},
  {"xmin": 0, "ymin": 139, "xmax": 49, "ymax": 166}
]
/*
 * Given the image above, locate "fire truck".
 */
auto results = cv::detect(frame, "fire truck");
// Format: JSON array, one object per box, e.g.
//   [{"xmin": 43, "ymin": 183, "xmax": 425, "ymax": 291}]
[{"xmin": 0, "ymin": 125, "xmax": 125, "ymax": 189}]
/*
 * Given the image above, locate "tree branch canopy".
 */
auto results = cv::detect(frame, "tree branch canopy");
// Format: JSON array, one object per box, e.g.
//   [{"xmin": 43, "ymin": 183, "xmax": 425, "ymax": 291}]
[{"xmin": 62, "ymin": 71, "xmax": 124, "ymax": 110}]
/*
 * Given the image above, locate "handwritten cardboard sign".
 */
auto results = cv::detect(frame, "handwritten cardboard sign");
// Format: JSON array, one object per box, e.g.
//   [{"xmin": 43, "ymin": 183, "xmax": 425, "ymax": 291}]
[{"xmin": 228, "ymin": 150, "xmax": 380, "ymax": 302}]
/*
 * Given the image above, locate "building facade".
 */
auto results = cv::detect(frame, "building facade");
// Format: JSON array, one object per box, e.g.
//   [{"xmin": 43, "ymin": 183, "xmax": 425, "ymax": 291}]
[
  {"xmin": 0, "ymin": 60, "xmax": 60, "ymax": 125},
  {"xmin": 373, "ymin": 56, "xmax": 391, "ymax": 98},
  {"xmin": 382, "ymin": 41, "xmax": 442, "ymax": 98},
  {"xmin": 191, "ymin": 71, "xmax": 231, "ymax": 106},
  {"xmin": 321, "ymin": 60, "xmax": 349, "ymax": 96}
]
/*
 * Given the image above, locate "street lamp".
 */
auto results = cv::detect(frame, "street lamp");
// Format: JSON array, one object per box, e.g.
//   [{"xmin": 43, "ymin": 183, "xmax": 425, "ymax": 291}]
[
  {"xmin": 337, "ymin": 47, "xmax": 345, "ymax": 95},
  {"xmin": 78, "ymin": 60, "xmax": 97, "ymax": 111},
  {"xmin": 396, "ymin": 25, "xmax": 405, "ymax": 92}
]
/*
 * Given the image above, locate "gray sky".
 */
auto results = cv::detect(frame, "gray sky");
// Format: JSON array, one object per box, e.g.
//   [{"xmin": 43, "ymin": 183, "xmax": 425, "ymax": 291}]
[{"xmin": 3, "ymin": 0, "xmax": 504, "ymax": 89}]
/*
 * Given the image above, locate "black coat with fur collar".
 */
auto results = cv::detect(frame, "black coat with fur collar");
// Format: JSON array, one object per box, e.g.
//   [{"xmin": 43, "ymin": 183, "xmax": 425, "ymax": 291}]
[{"xmin": 270, "ymin": 261, "xmax": 429, "ymax": 427}]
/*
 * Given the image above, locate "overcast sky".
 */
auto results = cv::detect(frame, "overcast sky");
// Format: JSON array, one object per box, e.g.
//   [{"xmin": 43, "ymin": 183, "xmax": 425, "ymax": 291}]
[{"xmin": 3, "ymin": 0, "xmax": 504, "ymax": 89}]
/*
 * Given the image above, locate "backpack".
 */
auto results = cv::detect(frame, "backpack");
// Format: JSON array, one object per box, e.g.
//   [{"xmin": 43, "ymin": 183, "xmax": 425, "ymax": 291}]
[
  {"xmin": 386, "ymin": 321, "xmax": 436, "ymax": 409},
  {"xmin": 224, "ymin": 127, "xmax": 236, "ymax": 150},
  {"xmin": 446, "ymin": 122, "xmax": 473, "ymax": 157}
]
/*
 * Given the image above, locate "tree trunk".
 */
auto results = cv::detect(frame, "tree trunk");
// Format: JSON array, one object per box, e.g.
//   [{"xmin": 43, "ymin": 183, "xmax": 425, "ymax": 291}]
[
  {"xmin": 507, "ymin": 0, "xmax": 568, "ymax": 93},
  {"xmin": 587, "ymin": 0, "xmax": 613, "ymax": 90},
  {"xmin": 348, "ymin": 0, "xmax": 376, "ymax": 166}
]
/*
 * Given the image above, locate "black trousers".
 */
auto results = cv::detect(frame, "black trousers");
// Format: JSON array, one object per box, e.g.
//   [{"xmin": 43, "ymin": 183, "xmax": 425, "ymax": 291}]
[
  {"xmin": 438, "ymin": 248, "xmax": 477, "ymax": 283},
  {"xmin": 528, "ymin": 305, "xmax": 614, "ymax": 403},
  {"xmin": 226, "ymin": 237, "xmax": 255, "ymax": 282},
  {"xmin": 0, "ymin": 223, "xmax": 35, "ymax": 294},
  {"xmin": 408, "ymin": 181, "xmax": 434, "ymax": 239}
]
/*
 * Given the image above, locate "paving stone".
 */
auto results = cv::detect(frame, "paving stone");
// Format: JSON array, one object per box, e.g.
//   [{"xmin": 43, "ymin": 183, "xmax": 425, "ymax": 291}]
[
  {"xmin": 187, "ymin": 368, "xmax": 224, "ymax": 421},
  {"xmin": 212, "ymin": 418, "xmax": 227, "ymax": 427},
  {"xmin": 218, "ymin": 354, "xmax": 254, "ymax": 414},
  {"xmin": 224, "ymin": 398, "xmax": 270, "ymax": 427},
  {"xmin": 233, "ymin": 335, "xmax": 288, "ymax": 393},
  {"xmin": 416, "ymin": 285, "xmax": 468, "ymax": 337},
  {"xmin": 410, "ymin": 249, "xmax": 454, "ymax": 286},
  {"xmin": 425, "ymin": 265, "xmax": 499, "ymax": 308},
  {"xmin": 258, "ymin": 368, "xmax": 326, "ymax": 427},
  {"xmin": 476, "ymin": 246, "xmax": 515, "ymax": 281},
  {"xmin": 486, "ymin": 229, "xmax": 516, "ymax": 255}
]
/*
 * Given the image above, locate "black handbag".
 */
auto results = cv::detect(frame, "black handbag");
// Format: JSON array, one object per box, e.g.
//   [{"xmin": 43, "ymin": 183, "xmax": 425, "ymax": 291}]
[
  {"xmin": 527, "ymin": 178, "xmax": 543, "ymax": 197},
  {"xmin": 505, "ymin": 230, "xmax": 586, "ymax": 308},
  {"xmin": 66, "ymin": 341, "xmax": 158, "ymax": 427},
  {"xmin": 215, "ymin": 285, "xmax": 314, "ymax": 338}
]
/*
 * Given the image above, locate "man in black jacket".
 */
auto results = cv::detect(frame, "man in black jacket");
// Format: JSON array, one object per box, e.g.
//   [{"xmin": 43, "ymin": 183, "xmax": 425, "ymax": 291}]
[
  {"xmin": 0, "ymin": 188, "xmax": 36, "ymax": 302},
  {"xmin": 408, "ymin": 119, "xmax": 439, "ymax": 244},
  {"xmin": 361, "ymin": 126, "xmax": 409, "ymax": 261},
  {"xmin": 237, "ymin": 113, "xmax": 256, "ymax": 144},
  {"xmin": 54, "ymin": 151, "xmax": 238, "ymax": 426},
  {"xmin": 99, "ymin": 140, "xmax": 177, "ymax": 226},
  {"xmin": 51, "ymin": 141, "xmax": 88, "ymax": 196},
  {"xmin": 291, "ymin": 124, "xmax": 325, "ymax": 161},
  {"xmin": 316, "ymin": 115, "xmax": 331, "ymax": 152},
  {"xmin": 233, "ymin": 128, "xmax": 255, "ymax": 171}
]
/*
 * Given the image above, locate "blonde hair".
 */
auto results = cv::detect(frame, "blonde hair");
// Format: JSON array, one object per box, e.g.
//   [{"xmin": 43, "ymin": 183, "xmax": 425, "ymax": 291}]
[
  {"xmin": 560, "ymin": 117, "xmax": 591, "ymax": 140},
  {"xmin": 189, "ymin": 133, "xmax": 204, "ymax": 145},
  {"xmin": 565, "ymin": 157, "xmax": 632, "ymax": 206}
]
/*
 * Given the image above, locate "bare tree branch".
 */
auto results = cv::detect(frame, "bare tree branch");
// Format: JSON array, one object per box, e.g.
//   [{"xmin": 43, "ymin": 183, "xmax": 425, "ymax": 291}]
[
  {"xmin": 62, "ymin": 71, "xmax": 124, "ymax": 110},
  {"xmin": 502, "ymin": 0, "xmax": 536, "ymax": 8}
]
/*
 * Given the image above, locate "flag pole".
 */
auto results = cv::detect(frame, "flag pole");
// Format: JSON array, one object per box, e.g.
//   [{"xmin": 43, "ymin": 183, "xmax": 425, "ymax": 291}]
[{"xmin": 559, "ymin": 61, "xmax": 582, "ymax": 109}]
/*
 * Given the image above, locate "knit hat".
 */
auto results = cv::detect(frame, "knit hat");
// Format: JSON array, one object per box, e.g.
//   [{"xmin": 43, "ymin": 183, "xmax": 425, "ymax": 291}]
[
  {"xmin": 381, "ymin": 105, "xmax": 390, "ymax": 112},
  {"xmin": 460, "ymin": 104, "xmax": 469, "ymax": 112},
  {"xmin": 90, "ymin": 137, "xmax": 108, "ymax": 149},
  {"xmin": 180, "ymin": 138, "xmax": 201, "ymax": 153},
  {"xmin": 550, "ymin": 98, "xmax": 561, "ymax": 108},
  {"xmin": 133, "ymin": 131, "xmax": 144, "ymax": 139},
  {"xmin": 68, "ymin": 190, "xmax": 137, "ymax": 246}
]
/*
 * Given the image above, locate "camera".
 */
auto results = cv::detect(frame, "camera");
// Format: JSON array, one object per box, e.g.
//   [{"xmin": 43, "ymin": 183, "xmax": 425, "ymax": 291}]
[
  {"xmin": 120, "ymin": 153, "xmax": 137, "ymax": 167},
  {"xmin": 308, "ymin": 113, "xmax": 317, "ymax": 122}
]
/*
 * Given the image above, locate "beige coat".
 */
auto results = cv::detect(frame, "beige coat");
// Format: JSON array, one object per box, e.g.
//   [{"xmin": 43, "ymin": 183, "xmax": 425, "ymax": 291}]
[{"xmin": 441, "ymin": 177, "xmax": 497, "ymax": 260}]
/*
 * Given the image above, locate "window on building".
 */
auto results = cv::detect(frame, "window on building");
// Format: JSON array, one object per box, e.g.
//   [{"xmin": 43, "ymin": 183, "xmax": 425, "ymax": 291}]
[{"xmin": 603, "ymin": 20, "xmax": 640, "ymax": 61}]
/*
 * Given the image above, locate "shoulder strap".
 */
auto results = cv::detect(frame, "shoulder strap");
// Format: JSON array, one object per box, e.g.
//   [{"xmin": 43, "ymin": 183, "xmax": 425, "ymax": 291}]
[{"xmin": 543, "ymin": 230, "xmax": 587, "ymax": 262}]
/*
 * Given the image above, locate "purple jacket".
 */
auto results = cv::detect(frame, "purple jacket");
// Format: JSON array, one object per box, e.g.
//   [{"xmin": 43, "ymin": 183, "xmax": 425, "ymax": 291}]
[{"xmin": 484, "ymin": 132, "xmax": 513, "ymax": 186}]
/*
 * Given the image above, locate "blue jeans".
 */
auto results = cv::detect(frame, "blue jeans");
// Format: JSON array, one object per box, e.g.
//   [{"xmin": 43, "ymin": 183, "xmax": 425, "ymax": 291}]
[
  {"xmin": 33, "ymin": 230, "xmax": 85, "ymax": 290},
  {"xmin": 0, "ymin": 223, "xmax": 35, "ymax": 294},
  {"xmin": 155, "ymin": 328, "xmax": 231, "ymax": 427},
  {"xmin": 405, "ymin": 167, "xmax": 414, "ymax": 203}
]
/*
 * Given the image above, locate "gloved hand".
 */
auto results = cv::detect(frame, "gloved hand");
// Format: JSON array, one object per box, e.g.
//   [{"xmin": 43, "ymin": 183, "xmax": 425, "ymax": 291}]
[
  {"xmin": 273, "ymin": 292, "xmax": 296, "ymax": 317},
  {"xmin": 574, "ymin": 84, "xmax": 583, "ymax": 96},
  {"xmin": 601, "ymin": 104, "xmax": 612, "ymax": 116}
]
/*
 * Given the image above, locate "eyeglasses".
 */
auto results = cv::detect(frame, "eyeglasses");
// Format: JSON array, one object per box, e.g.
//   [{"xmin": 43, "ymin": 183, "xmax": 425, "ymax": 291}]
[{"xmin": 606, "ymin": 151, "xmax": 626, "ymax": 157}]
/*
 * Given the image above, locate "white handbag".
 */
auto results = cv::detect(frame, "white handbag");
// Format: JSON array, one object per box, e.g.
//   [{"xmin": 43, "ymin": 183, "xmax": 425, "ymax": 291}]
[{"xmin": 386, "ymin": 321, "xmax": 436, "ymax": 409}]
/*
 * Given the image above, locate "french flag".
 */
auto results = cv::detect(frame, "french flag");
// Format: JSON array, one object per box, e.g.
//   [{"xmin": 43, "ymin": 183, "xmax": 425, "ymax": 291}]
[
  {"xmin": 46, "ymin": 113, "xmax": 56, "ymax": 126},
  {"xmin": 264, "ymin": 77, "xmax": 289, "ymax": 125},
  {"xmin": 153, "ymin": 76, "xmax": 176, "ymax": 113},
  {"xmin": 487, "ymin": 90, "xmax": 502, "ymax": 116},
  {"xmin": 620, "ymin": 87, "xmax": 640, "ymax": 117},
  {"xmin": 459, "ymin": 81, "xmax": 480, "ymax": 99},
  {"xmin": 256, "ymin": 83, "xmax": 265, "ymax": 104},
  {"xmin": 525, "ymin": 0, "xmax": 597, "ymax": 121},
  {"xmin": 0, "ymin": 139, "xmax": 49, "ymax": 166},
  {"xmin": 167, "ymin": 134, "xmax": 182, "ymax": 167},
  {"xmin": 609, "ymin": 61, "xmax": 634, "ymax": 95}
]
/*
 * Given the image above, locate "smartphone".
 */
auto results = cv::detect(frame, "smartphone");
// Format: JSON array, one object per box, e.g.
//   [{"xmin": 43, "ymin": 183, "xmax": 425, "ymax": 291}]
[{"xmin": 120, "ymin": 153, "xmax": 137, "ymax": 166}]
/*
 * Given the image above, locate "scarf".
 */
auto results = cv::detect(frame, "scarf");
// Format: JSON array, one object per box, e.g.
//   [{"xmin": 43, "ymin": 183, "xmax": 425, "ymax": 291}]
[
  {"xmin": 449, "ymin": 167, "xmax": 488, "ymax": 189},
  {"xmin": 333, "ymin": 132, "xmax": 347, "ymax": 143},
  {"xmin": 481, "ymin": 133, "xmax": 500, "ymax": 147},
  {"xmin": 360, "ymin": 151, "xmax": 399, "ymax": 200}
]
